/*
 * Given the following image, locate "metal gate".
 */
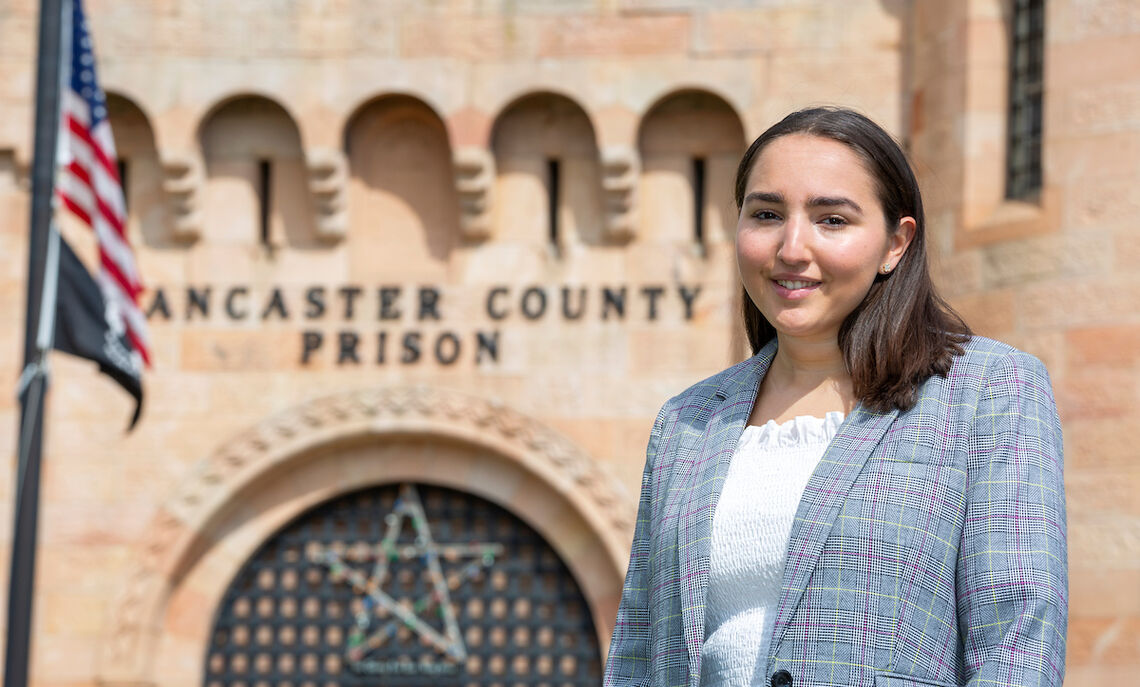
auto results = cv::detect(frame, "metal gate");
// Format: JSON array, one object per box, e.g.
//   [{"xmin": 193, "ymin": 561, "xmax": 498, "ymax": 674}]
[{"xmin": 204, "ymin": 483, "xmax": 602, "ymax": 686}]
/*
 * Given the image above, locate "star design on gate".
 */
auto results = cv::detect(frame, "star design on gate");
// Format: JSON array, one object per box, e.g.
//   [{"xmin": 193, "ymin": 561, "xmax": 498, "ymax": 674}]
[{"xmin": 308, "ymin": 484, "xmax": 505, "ymax": 664}]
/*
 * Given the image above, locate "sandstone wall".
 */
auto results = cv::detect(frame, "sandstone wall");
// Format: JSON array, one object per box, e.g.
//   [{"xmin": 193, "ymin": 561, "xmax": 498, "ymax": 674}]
[{"xmin": 909, "ymin": 1, "xmax": 1140, "ymax": 683}]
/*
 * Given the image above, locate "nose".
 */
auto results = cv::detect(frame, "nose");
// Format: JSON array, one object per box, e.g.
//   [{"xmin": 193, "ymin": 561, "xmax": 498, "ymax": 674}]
[{"xmin": 776, "ymin": 215, "xmax": 810, "ymax": 266}]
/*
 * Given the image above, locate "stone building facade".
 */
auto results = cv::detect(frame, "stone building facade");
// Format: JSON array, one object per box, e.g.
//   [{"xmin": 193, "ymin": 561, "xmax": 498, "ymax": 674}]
[{"xmin": 0, "ymin": 0, "xmax": 1136, "ymax": 685}]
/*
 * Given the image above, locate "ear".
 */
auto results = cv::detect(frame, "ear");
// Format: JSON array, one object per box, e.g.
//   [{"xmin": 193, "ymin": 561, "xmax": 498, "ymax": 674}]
[{"xmin": 885, "ymin": 216, "xmax": 916, "ymax": 267}]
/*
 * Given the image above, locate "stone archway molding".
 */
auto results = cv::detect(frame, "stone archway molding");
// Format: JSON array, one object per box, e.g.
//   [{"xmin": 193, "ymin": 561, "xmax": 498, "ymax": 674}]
[{"xmin": 97, "ymin": 385, "xmax": 636, "ymax": 684}]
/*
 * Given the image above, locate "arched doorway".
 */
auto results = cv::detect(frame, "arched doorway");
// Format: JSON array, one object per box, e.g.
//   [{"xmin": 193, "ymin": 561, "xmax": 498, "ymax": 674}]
[
  {"xmin": 97, "ymin": 387, "xmax": 632, "ymax": 687},
  {"xmin": 203, "ymin": 482, "xmax": 602, "ymax": 684}
]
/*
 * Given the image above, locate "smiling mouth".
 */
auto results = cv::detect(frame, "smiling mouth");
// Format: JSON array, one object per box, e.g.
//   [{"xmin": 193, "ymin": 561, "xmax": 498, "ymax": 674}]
[{"xmin": 774, "ymin": 279, "xmax": 820, "ymax": 290}]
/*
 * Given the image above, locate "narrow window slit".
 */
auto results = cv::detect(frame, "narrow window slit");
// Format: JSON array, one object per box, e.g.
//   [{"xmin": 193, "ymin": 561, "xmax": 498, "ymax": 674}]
[
  {"xmin": 117, "ymin": 159, "xmax": 129, "ymax": 212},
  {"xmin": 547, "ymin": 158, "xmax": 560, "ymax": 247},
  {"xmin": 116, "ymin": 158, "xmax": 130, "ymax": 211},
  {"xmin": 257, "ymin": 159, "xmax": 272, "ymax": 247},
  {"xmin": 258, "ymin": 158, "xmax": 272, "ymax": 246},
  {"xmin": 692, "ymin": 156, "xmax": 706, "ymax": 245}
]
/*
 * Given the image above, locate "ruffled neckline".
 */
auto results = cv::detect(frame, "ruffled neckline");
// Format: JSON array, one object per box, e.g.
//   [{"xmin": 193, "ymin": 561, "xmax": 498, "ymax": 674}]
[{"xmin": 738, "ymin": 411, "xmax": 845, "ymax": 449}]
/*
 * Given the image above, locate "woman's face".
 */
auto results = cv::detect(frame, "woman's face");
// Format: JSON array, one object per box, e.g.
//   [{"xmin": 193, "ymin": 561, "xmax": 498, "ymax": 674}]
[{"xmin": 736, "ymin": 133, "xmax": 914, "ymax": 345}]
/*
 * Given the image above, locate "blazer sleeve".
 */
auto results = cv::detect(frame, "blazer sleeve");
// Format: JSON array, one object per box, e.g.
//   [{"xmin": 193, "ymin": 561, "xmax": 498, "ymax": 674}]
[
  {"xmin": 603, "ymin": 402, "xmax": 670, "ymax": 686},
  {"xmin": 958, "ymin": 350, "xmax": 1068, "ymax": 687}
]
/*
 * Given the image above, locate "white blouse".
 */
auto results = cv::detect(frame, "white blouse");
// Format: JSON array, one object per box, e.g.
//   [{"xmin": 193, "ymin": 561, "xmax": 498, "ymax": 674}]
[{"xmin": 700, "ymin": 412, "xmax": 845, "ymax": 686}]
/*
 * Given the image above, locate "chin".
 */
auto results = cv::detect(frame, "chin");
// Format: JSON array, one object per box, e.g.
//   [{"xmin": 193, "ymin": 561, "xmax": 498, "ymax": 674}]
[{"xmin": 771, "ymin": 319, "xmax": 837, "ymax": 341}]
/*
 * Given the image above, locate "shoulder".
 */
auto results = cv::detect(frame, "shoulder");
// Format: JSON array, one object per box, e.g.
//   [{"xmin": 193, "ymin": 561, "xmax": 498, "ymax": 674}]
[
  {"xmin": 907, "ymin": 336, "xmax": 1057, "ymax": 425},
  {"xmin": 947, "ymin": 335, "xmax": 1053, "ymax": 391},
  {"xmin": 932, "ymin": 336, "xmax": 1061, "ymax": 442}
]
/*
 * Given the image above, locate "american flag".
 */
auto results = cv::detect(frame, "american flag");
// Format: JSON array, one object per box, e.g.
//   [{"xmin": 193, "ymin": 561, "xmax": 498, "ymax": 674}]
[{"xmin": 57, "ymin": 0, "xmax": 151, "ymax": 367}]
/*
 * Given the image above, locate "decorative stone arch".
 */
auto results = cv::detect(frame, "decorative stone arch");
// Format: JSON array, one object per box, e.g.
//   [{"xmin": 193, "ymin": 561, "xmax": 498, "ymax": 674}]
[
  {"xmin": 342, "ymin": 93, "xmax": 462, "ymax": 274},
  {"xmin": 638, "ymin": 83, "xmax": 748, "ymax": 134},
  {"xmin": 340, "ymin": 89, "xmax": 454, "ymax": 148},
  {"xmin": 637, "ymin": 87, "xmax": 747, "ymax": 247},
  {"xmin": 490, "ymin": 90, "xmax": 606, "ymax": 247},
  {"xmin": 489, "ymin": 87, "xmax": 603, "ymax": 149},
  {"xmin": 195, "ymin": 90, "xmax": 309, "ymax": 150},
  {"xmin": 104, "ymin": 90, "xmax": 170, "ymax": 248},
  {"xmin": 103, "ymin": 86, "xmax": 160, "ymax": 138},
  {"xmin": 97, "ymin": 386, "xmax": 634, "ymax": 687},
  {"xmin": 197, "ymin": 93, "xmax": 318, "ymax": 247}
]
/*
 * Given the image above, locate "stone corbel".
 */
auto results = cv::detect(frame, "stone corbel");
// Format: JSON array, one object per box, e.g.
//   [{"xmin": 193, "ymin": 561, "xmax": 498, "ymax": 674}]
[
  {"xmin": 601, "ymin": 145, "xmax": 639, "ymax": 242},
  {"xmin": 453, "ymin": 146, "xmax": 494, "ymax": 241},
  {"xmin": 160, "ymin": 152, "xmax": 203, "ymax": 243},
  {"xmin": 306, "ymin": 147, "xmax": 348, "ymax": 243}
]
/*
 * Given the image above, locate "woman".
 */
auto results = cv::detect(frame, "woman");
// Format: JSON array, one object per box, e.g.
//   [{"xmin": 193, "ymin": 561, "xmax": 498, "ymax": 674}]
[{"xmin": 604, "ymin": 107, "xmax": 1067, "ymax": 687}]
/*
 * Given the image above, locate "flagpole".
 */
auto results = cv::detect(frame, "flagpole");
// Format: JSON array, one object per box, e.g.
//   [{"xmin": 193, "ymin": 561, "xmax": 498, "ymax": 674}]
[{"xmin": 6, "ymin": 0, "xmax": 68, "ymax": 686}]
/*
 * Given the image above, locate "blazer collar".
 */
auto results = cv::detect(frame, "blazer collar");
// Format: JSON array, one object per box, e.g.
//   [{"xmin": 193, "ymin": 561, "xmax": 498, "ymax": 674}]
[{"xmin": 676, "ymin": 340, "xmax": 898, "ymax": 684}]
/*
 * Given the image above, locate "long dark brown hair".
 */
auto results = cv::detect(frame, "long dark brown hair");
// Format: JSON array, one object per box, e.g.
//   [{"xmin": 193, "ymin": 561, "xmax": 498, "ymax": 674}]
[{"xmin": 735, "ymin": 107, "xmax": 970, "ymax": 412}]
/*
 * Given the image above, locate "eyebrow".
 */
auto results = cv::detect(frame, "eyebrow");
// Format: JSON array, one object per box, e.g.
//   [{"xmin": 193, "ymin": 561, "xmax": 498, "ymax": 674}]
[
  {"xmin": 743, "ymin": 191, "xmax": 784, "ymax": 205},
  {"xmin": 742, "ymin": 191, "xmax": 864, "ymax": 215},
  {"xmin": 810, "ymin": 195, "xmax": 864, "ymax": 214}
]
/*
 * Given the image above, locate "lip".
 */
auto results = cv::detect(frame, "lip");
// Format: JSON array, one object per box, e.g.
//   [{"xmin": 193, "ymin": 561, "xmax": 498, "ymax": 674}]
[{"xmin": 771, "ymin": 276, "xmax": 821, "ymax": 300}]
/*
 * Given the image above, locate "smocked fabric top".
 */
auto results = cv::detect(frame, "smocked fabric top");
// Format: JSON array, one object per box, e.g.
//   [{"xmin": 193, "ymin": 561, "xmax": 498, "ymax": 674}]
[{"xmin": 699, "ymin": 411, "xmax": 845, "ymax": 686}]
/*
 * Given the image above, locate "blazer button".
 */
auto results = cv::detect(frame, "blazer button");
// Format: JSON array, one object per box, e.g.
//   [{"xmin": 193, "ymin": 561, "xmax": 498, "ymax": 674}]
[{"xmin": 771, "ymin": 669, "xmax": 793, "ymax": 687}]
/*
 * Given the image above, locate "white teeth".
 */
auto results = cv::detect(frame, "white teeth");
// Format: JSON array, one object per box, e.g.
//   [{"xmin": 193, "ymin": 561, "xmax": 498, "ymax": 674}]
[{"xmin": 776, "ymin": 280, "xmax": 817, "ymax": 290}]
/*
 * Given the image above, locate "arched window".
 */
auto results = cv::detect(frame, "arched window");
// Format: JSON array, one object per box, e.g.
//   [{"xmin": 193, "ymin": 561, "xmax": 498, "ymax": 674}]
[
  {"xmin": 344, "ymin": 95, "xmax": 459, "ymax": 280},
  {"xmin": 203, "ymin": 483, "xmax": 603, "ymax": 684},
  {"xmin": 105, "ymin": 93, "xmax": 168, "ymax": 246},
  {"xmin": 638, "ymin": 90, "xmax": 745, "ymax": 250},
  {"xmin": 199, "ymin": 96, "xmax": 313, "ymax": 248},
  {"xmin": 491, "ymin": 93, "xmax": 603, "ymax": 250}
]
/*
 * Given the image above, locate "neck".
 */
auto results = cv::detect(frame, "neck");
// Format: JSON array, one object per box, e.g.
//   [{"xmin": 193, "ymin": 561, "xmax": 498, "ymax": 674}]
[
  {"xmin": 769, "ymin": 333, "xmax": 849, "ymax": 389},
  {"xmin": 747, "ymin": 333, "xmax": 856, "ymax": 425}
]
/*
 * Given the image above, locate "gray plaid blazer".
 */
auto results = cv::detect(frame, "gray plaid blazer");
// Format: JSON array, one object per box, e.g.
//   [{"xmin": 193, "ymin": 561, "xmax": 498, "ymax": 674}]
[{"xmin": 604, "ymin": 337, "xmax": 1067, "ymax": 687}]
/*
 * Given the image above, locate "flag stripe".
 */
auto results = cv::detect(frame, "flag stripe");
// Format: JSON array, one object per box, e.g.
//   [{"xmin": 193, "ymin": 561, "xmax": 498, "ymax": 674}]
[
  {"xmin": 99, "ymin": 249, "xmax": 141, "ymax": 299},
  {"xmin": 57, "ymin": 196, "xmax": 140, "ymax": 304},
  {"xmin": 125, "ymin": 327, "xmax": 151, "ymax": 366},
  {"xmin": 62, "ymin": 91, "xmax": 90, "ymax": 127},
  {"xmin": 67, "ymin": 115, "xmax": 119, "ymax": 184},
  {"xmin": 65, "ymin": 158, "xmax": 128, "ymax": 244},
  {"xmin": 57, "ymin": 172, "xmax": 140, "ymax": 288},
  {"xmin": 66, "ymin": 131, "xmax": 127, "ymax": 232},
  {"xmin": 60, "ymin": 193, "xmax": 92, "ymax": 227}
]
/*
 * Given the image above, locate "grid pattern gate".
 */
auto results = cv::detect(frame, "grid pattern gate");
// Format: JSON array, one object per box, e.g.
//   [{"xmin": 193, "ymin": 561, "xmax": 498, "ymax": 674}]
[{"xmin": 204, "ymin": 483, "xmax": 603, "ymax": 686}]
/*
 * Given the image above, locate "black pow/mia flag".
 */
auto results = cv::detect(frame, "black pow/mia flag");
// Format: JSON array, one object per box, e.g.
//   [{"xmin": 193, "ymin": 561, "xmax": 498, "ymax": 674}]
[{"xmin": 53, "ymin": 236, "xmax": 144, "ymax": 429}]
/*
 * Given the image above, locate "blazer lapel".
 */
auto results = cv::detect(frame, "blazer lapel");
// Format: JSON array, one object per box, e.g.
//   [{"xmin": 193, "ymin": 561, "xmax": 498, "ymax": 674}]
[
  {"xmin": 768, "ymin": 402, "xmax": 899, "ymax": 653},
  {"xmin": 678, "ymin": 343, "xmax": 776, "ymax": 681}
]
